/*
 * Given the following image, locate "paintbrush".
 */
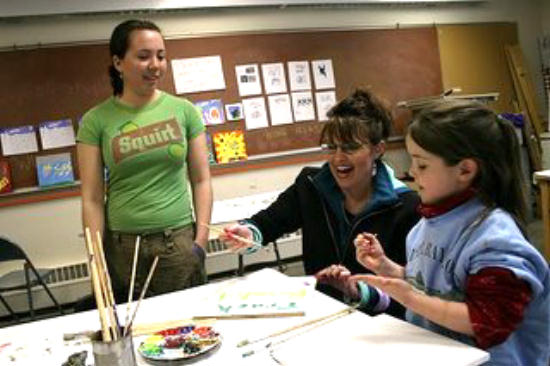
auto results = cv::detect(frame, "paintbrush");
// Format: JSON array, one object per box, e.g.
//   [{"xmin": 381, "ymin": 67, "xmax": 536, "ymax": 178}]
[
  {"xmin": 200, "ymin": 223, "xmax": 261, "ymax": 248},
  {"xmin": 192, "ymin": 311, "xmax": 305, "ymax": 321},
  {"xmin": 237, "ymin": 304, "xmax": 359, "ymax": 348}
]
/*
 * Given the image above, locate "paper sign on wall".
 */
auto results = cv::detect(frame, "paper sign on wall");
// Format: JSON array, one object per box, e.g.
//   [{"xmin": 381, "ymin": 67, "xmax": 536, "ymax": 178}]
[
  {"xmin": 39, "ymin": 119, "xmax": 75, "ymax": 150},
  {"xmin": 0, "ymin": 125, "xmax": 38, "ymax": 156},
  {"xmin": 171, "ymin": 55, "xmax": 226, "ymax": 94},
  {"xmin": 236, "ymin": 64, "xmax": 262, "ymax": 97},
  {"xmin": 312, "ymin": 59, "xmax": 336, "ymax": 90}
]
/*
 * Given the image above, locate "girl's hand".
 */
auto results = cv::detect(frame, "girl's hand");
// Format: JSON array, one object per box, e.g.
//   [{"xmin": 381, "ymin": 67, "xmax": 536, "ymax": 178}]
[
  {"xmin": 351, "ymin": 274, "xmax": 414, "ymax": 306},
  {"xmin": 354, "ymin": 232, "xmax": 386, "ymax": 274},
  {"xmin": 315, "ymin": 265, "xmax": 359, "ymax": 299},
  {"xmin": 218, "ymin": 224, "xmax": 253, "ymax": 252}
]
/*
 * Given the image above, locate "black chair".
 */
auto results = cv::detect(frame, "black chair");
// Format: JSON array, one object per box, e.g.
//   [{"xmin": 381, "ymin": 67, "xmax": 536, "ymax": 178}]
[{"xmin": 0, "ymin": 237, "xmax": 63, "ymax": 322}]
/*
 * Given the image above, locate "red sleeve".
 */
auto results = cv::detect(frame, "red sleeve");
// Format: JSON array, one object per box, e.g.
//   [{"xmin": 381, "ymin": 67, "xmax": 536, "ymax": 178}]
[{"xmin": 465, "ymin": 267, "xmax": 532, "ymax": 349}]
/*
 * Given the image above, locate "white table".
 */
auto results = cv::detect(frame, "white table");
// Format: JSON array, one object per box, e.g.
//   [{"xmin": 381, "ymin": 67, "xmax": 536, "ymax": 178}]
[{"xmin": 0, "ymin": 269, "xmax": 489, "ymax": 366}]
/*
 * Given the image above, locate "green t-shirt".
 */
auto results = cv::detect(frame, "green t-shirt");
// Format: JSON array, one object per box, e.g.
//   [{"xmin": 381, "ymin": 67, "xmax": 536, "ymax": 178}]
[{"xmin": 77, "ymin": 92, "xmax": 204, "ymax": 232}]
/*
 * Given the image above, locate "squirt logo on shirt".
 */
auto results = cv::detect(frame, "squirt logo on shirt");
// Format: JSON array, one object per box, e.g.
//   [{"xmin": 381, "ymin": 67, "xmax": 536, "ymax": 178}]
[{"xmin": 111, "ymin": 118, "xmax": 185, "ymax": 163}]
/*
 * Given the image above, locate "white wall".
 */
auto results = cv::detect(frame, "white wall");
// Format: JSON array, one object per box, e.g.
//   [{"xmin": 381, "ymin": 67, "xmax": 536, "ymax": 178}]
[{"xmin": 0, "ymin": 0, "xmax": 546, "ymax": 268}]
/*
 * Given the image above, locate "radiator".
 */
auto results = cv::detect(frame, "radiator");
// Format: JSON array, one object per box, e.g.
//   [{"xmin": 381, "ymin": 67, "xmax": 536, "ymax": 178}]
[{"xmin": 0, "ymin": 231, "xmax": 302, "ymax": 317}]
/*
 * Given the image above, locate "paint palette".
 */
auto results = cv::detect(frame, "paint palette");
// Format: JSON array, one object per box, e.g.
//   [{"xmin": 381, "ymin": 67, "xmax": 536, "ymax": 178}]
[{"xmin": 138, "ymin": 325, "xmax": 221, "ymax": 363}]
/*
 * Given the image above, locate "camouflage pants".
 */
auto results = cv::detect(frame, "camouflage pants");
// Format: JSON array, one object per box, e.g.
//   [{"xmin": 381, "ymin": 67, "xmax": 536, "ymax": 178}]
[{"xmin": 104, "ymin": 224, "xmax": 207, "ymax": 300}]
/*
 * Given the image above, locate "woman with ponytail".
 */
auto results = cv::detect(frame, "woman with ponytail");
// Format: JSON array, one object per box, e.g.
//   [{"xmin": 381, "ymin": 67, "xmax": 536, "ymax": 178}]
[{"xmin": 77, "ymin": 20, "xmax": 212, "ymax": 299}]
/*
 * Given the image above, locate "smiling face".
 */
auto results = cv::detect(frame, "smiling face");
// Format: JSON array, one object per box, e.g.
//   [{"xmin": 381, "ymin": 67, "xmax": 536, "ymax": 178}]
[
  {"xmin": 406, "ymin": 134, "xmax": 476, "ymax": 205},
  {"xmin": 114, "ymin": 29, "xmax": 166, "ymax": 102},
  {"xmin": 325, "ymin": 139, "xmax": 383, "ymax": 194}
]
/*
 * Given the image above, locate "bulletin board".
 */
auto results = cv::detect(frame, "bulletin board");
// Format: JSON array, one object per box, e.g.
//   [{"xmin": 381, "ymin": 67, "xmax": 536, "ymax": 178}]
[{"xmin": 0, "ymin": 26, "xmax": 442, "ymax": 191}]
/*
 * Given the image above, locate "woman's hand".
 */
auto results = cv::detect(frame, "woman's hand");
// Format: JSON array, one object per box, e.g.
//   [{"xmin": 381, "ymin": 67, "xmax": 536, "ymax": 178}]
[
  {"xmin": 218, "ymin": 224, "xmax": 254, "ymax": 252},
  {"xmin": 315, "ymin": 265, "xmax": 359, "ymax": 299},
  {"xmin": 354, "ymin": 232, "xmax": 387, "ymax": 274}
]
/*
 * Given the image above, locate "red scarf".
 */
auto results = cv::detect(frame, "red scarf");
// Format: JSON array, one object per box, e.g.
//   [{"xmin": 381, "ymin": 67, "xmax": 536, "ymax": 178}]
[{"xmin": 417, "ymin": 187, "xmax": 478, "ymax": 218}]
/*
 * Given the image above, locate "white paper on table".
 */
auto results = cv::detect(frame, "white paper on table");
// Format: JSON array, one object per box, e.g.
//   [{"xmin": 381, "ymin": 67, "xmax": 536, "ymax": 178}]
[
  {"xmin": 291, "ymin": 91, "xmax": 316, "ymax": 122},
  {"xmin": 288, "ymin": 61, "xmax": 311, "ymax": 91},
  {"xmin": 268, "ymin": 94, "xmax": 294, "ymax": 126},
  {"xmin": 171, "ymin": 55, "xmax": 226, "ymax": 94},
  {"xmin": 311, "ymin": 59, "xmax": 336, "ymax": 90},
  {"xmin": 0, "ymin": 125, "xmax": 38, "ymax": 156},
  {"xmin": 198, "ymin": 269, "xmax": 317, "ymax": 318},
  {"xmin": 261, "ymin": 62, "xmax": 287, "ymax": 94},
  {"xmin": 315, "ymin": 91, "xmax": 337, "ymax": 121},
  {"xmin": 39, "ymin": 119, "xmax": 75, "ymax": 149},
  {"xmin": 242, "ymin": 97, "xmax": 269, "ymax": 130},
  {"xmin": 236, "ymin": 64, "xmax": 263, "ymax": 97}
]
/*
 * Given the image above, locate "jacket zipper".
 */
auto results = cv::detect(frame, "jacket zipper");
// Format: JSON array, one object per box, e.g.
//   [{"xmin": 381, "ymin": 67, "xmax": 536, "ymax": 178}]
[{"xmin": 308, "ymin": 174, "xmax": 402, "ymax": 264}]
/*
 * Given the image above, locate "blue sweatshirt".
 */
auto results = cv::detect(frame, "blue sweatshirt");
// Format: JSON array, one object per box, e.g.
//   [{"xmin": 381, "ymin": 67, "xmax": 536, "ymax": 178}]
[{"xmin": 405, "ymin": 197, "xmax": 550, "ymax": 365}]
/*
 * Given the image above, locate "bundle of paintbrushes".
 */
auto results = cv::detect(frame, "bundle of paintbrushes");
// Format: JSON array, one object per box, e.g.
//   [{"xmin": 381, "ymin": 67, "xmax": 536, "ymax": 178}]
[
  {"xmin": 83, "ymin": 229, "xmax": 159, "ymax": 342},
  {"xmin": 84, "ymin": 228, "xmax": 120, "ymax": 342}
]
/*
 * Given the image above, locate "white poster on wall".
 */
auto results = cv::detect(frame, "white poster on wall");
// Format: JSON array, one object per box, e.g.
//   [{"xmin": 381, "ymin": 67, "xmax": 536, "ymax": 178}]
[
  {"xmin": 1, "ymin": 125, "xmax": 39, "ymax": 156},
  {"xmin": 315, "ymin": 91, "xmax": 337, "ymax": 121},
  {"xmin": 261, "ymin": 63, "xmax": 287, "ymax": 95},
  {"xmin": 312, "ymin": 59, "xmax": 336, "ymax": 90},
  {"xmin": 236, "ymin": 64, "xmax": 262, "ymax": 97},
  {"xmin": 291, "ymin": 91, "xmax": 316, "ymax": 122},
  {"xmin": 39, "ymin": 119, "xmax": 75, "ymax": 149},
  {"xmin": 171, "ymin": 55, "xmax": 226, "ymax": 94},
  {"xmin": 242, "ymin": 97, "xmax": 269, "ymax": 130},
  {"xmin": 268, "ymin": 94, "xmax": 294, "ymax": 126},
  {"xmin": 288, "ymin": 61, "xmax": 311, "ymax": 91}
]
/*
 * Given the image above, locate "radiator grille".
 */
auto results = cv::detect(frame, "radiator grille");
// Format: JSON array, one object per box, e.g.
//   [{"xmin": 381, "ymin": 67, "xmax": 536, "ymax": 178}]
[{"xmin": 45, "ymin": 262, "xmax": 89, "ymax": 284}]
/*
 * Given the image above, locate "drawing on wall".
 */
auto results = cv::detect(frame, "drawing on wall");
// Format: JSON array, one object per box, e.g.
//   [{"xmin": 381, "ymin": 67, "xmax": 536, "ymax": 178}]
[
  {"xmin": 35, "ymin": 153, "xmax": 74, "ymax": 187},
  {"xmin": 225, "ymin": 102, "xmax": 244, "ymax": 121},
  {"xmin": 213, "ymin": 130, "xmax": 248, "ymax": 163},
  {"xmin": 0, "ymin": 160, "xmax": 13, "ymax": 194},
  {"xmin": 242, "ymin": 97, "xmax": 269, "ymax": 130},
  {"xmin": 268, "ymin": 94, "xmax": 294, "ymax": 126},
  {"xmin": 205, "ymin": 132, "xmax": 217, "ymax": 165},
  {"xmin": 311, "ymin": 59, "xmax": 336, "ymax": 90},
  {"xmin": 288, "ymin": 61, "xmax": 311, "ymax": 91},
  {"xmin": 261, "ymin": 62, "xmax": 287, "ymax": 95},
  {"xmin": 291, "ymin": 91, "xmax": 316, "ymax": 122},
  {"xmin": 235, "ymin": 64, "xmax": 263, "ymax": 97},
  {"xmin": 315, "ymin": 91, "xmax": 337, "ymax": 121},
  {"xmin": 195, "ymin": 99, "xmax": 225, "ymax": 125},
  {"xmin": 171, "ymin": 55, "xmax": 226, "ymax": 94}
]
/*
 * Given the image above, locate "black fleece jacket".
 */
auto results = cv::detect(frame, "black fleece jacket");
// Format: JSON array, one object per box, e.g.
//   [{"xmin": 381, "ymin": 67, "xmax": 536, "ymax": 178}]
[{"xmin": 249, "ymin": 165, "xmax": 421, "ymax": 318}]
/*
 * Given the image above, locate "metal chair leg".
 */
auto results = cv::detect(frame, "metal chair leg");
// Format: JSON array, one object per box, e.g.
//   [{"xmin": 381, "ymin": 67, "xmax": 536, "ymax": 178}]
[
  {"xmin": 0, "ymin": 293, "xmax": 19, "ymax": 323},
  {"xmin": 27, "ymin": 262, "xmax": 63, "ymax": 315},
  {"xmin": 272, "ymin": 240, "xmax": 286, "ymax": 273},
  {"xmin": 23, "ymin": 263, "xmax": 34, "ymax": 320}
]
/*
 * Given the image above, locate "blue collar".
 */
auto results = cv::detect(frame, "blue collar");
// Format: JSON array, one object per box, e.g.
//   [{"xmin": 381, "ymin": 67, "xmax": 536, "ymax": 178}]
[{"xmin": 311, "ymin": 160, "xmax": 401, "ymax": 220}]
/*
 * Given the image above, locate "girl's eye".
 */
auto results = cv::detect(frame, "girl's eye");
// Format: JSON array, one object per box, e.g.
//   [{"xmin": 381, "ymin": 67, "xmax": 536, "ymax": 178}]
[{"xmin": 417, "ymin": 165, "xmax": 426, "ymax": 171}]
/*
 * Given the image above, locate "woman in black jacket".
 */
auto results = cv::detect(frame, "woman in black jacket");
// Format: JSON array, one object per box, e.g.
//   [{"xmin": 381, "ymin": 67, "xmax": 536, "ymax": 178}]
[{"xmin": 219, "ymin": 88, "xmax": 420, "ymax": 318}]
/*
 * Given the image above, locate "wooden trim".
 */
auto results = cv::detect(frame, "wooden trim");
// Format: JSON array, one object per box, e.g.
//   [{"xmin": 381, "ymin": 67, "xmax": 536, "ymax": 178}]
[
  {"xmin": 0, "ymin": 140, "xmax": 405, "ymax": 208},
  {"xmin": 0, "ymin": 184, "xmax": 81, "ymax": 208}
]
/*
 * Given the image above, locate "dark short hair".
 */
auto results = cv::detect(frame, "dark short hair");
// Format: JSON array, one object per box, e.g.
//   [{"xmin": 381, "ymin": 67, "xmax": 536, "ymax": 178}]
[
  {"xmin": 108, "ymin": 19, "xmax": 162, "ymax": 96},
  {"xmin": 408, "ymin": 99, "xmax": 527, "ymax": 225},
  {"xmin": 320, "ymin": 88, "xmax": 392, "ymax": 146}
]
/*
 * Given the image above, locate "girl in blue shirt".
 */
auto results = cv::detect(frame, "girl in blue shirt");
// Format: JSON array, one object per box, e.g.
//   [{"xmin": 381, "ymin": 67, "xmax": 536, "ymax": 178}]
[{"xmin": 353, "ymin": 100, "xmax": 549, "ymax": 365}]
